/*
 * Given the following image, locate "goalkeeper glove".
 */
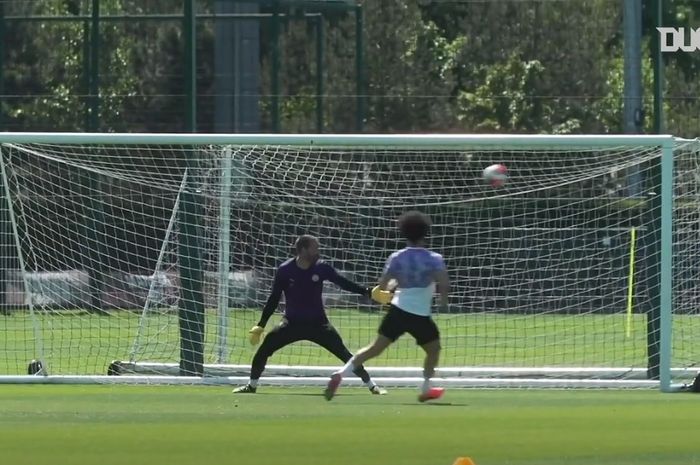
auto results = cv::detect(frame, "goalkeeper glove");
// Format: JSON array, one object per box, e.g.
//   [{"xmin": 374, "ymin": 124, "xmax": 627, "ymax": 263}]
[
  {"xmin": 370, "ymin": 285, "xmax": 393, "ymax": 305},
  {"xmin": 248, "ymin": 325, "xmax": 265, "ymax": 346}
]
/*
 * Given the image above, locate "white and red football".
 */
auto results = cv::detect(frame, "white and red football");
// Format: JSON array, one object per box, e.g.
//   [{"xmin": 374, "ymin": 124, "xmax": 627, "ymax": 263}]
[{"xmin": 483, "ymin": 163, "xmax": 508, "ymax": 187}]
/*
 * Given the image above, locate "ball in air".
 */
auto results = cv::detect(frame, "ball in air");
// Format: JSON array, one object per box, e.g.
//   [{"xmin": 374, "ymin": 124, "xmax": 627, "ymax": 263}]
[{"xmin": 482, "ymin": 163, "xmax": 508, "ymax": 187}]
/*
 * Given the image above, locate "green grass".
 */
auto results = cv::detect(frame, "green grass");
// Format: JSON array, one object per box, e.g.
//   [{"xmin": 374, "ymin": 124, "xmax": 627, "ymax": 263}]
[
  {"xmin": 2, "ymin": 310, "xmax": 699, "ymax": 375},
  {"xmin": 1, "ymin": 385, "xmax": 699, "ymax": 465}
]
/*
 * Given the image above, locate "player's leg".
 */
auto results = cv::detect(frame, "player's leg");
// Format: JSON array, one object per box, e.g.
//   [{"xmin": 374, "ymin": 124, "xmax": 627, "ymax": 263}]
[
  {"xmin": 324, "ymin": 334, "xmax": 392, "ymax": 400},
  {"xmin": 352, "ymin": 305, "xmax": 406, "ymax": 366},
  {"xmin": 233, "ymin": 321, "xmax": 303, "ymax": 393},
  {"xmin": 310, "ymin": 324, "xmax": 387, "ymax": 395},
  {"xmin": 410, "ymin": 316, "xmax": 444, "ymax": 402},
  {"xmin": 335, "ymin": 307, "xmax": 403, "ymax": 374},
  {"xmin": 421, "ymin": 338, "xmax": 441, "ymax": 381},
  {"xmin": 325, "ymin": 306, "xmax": 404, "ymax": 400}
]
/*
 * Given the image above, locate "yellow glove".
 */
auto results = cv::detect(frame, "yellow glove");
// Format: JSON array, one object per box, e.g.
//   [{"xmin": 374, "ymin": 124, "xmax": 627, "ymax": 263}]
[
  {"xmin": 371, "ymin": 285, "xmax": 393, "ymax": 305},
  {"xmin": 248, "ymin": 325, "xmax": 265, "ymax": 346}
]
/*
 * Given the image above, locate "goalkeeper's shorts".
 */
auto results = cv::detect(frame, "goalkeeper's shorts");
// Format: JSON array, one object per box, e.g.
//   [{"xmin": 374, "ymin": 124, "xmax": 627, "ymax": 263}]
[{"xmin": 378, "ymin": 305, "xmax": 440, "ymax": 346}]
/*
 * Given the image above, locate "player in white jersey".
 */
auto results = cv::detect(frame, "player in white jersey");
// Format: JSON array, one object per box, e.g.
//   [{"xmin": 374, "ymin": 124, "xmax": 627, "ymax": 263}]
[{"xmin": 325, "ymin": 211, "xmax": 450, "ymax": 402}]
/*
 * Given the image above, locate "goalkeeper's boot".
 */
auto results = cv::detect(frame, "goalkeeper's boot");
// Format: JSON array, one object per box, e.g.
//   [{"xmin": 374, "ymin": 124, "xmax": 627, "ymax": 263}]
[
  {"xmin": 369, "ymin": 385, "xmax": 387, "ymax": 395},
  {"xmin": 232, "ymin": 384, "xmax": 257, "ymax": 394},
  {"xmin": 418, "ymin": 387, "xmax": 445, "ymax": 403},
  {"xmin": 324, "ymin": 373, "xmax": 342, "ymax": 401}
]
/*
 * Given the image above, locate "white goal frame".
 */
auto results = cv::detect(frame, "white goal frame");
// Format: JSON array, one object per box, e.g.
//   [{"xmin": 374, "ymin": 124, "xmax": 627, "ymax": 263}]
[{"xmin": 0, "ymin": 133, "xmax": 683, "ymax": 391}]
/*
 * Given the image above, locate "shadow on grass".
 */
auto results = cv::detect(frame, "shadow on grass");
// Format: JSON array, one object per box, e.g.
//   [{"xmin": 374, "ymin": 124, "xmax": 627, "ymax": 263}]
[
  {"xmin": 236, "ymin": 391, "xmax": 471, "ymax": 407},
  {"xmin": 397, "ymin": 401, "xmax": 470, "ymax": 407},
  {"xmin": 252, "ymin": 391, "xmax": 329, "ymax": 397}
]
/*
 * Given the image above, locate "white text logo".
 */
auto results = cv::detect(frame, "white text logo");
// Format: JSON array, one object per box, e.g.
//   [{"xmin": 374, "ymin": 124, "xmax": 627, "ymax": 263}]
[{"xmin": 657, "ymin": 27, "xmax": 700, "ymax": 52}]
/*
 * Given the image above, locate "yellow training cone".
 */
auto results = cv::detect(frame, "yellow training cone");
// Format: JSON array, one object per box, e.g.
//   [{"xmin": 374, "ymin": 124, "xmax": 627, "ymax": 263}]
[{"xmin": 452, "ymin": 458, "xmax": 476, "ymax": 465}]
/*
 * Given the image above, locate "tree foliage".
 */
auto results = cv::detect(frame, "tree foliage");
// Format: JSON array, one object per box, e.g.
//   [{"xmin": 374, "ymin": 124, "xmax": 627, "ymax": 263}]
[
  {"xmin": 3, "ymin": 0, "xmax": 141, "ymax": 130},
  {"xmin": 1, "ymin": 0, "xmax": 699, "ymax": 136}
]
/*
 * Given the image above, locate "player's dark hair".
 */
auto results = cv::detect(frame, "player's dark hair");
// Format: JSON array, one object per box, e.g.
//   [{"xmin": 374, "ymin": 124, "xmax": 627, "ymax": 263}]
[
  {"xmin": 398, "ymin": 211, "xmax": 431, "ymax": 243},
  {"xmin": 295, "ymin": 234, "xmax": 318, "ymax": 253}
]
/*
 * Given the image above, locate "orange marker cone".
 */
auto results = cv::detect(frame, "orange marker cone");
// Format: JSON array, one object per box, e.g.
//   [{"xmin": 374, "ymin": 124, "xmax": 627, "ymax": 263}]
[{"xmin": 452, "ymin": 458, "xmax": 476, "ymax": 465}]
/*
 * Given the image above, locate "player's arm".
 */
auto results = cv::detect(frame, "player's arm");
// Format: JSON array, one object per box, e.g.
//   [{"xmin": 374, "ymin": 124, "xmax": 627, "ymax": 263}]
[
  {"xmin": 325, "ymin": 264, "xmax": 392, "ymax": 305},
  {"xmin": 325, "ymin": 264, "xmax": 369, "ymax": 296},
  {"xmin": 434, "ymin": 268, "xmax": 450, "ymax": 312},
  {"xmin": 368, "ymin": 255, "xmax": 398, "ymax": 304},
  {"xmin": 257, "ymin": 278, "xmax": 283, "ymax": 327},
  {"xmin": 248, "ymin": 271, "xmax": 284, "ymax": 345},
  {"xmin": 377, "ymin": 272, "xmax": 394, "ymax": 291}
]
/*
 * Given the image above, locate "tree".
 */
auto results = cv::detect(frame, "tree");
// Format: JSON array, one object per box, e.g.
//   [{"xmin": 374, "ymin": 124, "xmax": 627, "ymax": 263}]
[
  {"xmin": 1, "ymin": 0, "xmax": 698, "ymax": 136},
  {"xmin": 456, "ymin": 54, "xmax": 557, "ymax": 133},
  {"xmin": 3, "ymin": 0, "xmax": 140, "ymax": 131},
  {"xmin": 592, "ymin": 42, "xmax": 659, "ymax": 134}
]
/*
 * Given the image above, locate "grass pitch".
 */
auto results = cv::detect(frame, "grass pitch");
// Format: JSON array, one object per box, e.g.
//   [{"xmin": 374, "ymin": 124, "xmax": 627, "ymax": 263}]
[
  {"xmin": 1, "ymin": 385, "xmax": 698, "ymax": 465},
  {"xmin": 2, "ymin": 310, "xmax": 699, "ymax": 375}
]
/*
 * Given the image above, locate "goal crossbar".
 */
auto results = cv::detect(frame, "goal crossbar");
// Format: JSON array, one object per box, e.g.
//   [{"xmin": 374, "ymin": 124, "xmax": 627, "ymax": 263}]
[{"xmin": 0, "ymin": 132, "xmax": 676, "ymax": 148}]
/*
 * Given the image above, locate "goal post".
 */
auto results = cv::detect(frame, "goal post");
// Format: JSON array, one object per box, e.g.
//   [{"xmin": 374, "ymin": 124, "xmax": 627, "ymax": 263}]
[
  {"xmin": 216, "ymin": 146, "xmax": 233, "ymax": 364},
  {"xmin": 659, "ymin": 139, "xmax": 674, "ymax": 393},
  {"xmin": 0, "ymin": 133, "xmax": 695, "ymax": 391},
  {"xmin": 178, "ymin": 145, "xmax": 205, "ymax": 377}
]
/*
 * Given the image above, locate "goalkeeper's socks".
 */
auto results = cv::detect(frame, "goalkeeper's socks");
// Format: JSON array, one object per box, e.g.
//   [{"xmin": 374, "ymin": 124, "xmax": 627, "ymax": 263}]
[
  {"xmin": 336, "ymin": 358, "xmax": 356, "ymax": 377},
  {"xmin": 366, "ymin": 379, "xmax": 378, "ymax": 389},
  {"xmin": 249, "ymin": 378, "xmax": 259, "ymax": 388},
  {"xmin": 421, "ymin": 378, "xmax": 431, "ymax": 394}
]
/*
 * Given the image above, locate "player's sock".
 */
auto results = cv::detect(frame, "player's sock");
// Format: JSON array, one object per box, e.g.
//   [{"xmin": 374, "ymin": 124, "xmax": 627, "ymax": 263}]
[
  {"xmin": 366, "ymin": 379, "xmax": 377, "ymax": 389},
  {"xmin": 335, "ymin": 357, "xmax": 355, "ymax": 377},
  {"xmin": 421, "ymin": 378, "xmax": 431, "ymax": 394},
  {"xmin": 249, "ymin": 378, "xmax": 259, "ymax": 388}
]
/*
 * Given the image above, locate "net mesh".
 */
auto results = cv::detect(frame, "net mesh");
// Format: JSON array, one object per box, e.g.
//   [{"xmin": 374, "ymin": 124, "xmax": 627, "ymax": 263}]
[{"xmin": 0, "ymin": 138, "xmax": 696, "ymax": 386}]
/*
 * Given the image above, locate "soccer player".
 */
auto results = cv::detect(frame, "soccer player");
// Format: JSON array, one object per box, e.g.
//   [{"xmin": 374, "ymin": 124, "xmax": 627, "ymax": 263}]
[
  {"xmin": 324, "ymin": 211, "xmax": 449, "ymax": 402},
  {"xmin": 233, "ymin": 234, "xmax": 392, "ymax": 395}
]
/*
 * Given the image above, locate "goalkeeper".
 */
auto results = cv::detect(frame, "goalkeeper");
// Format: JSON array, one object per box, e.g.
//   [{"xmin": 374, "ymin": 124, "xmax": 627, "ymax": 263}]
[{"xmin": 233, "ymin": 235, "xmax": 392, "ymax": 395}]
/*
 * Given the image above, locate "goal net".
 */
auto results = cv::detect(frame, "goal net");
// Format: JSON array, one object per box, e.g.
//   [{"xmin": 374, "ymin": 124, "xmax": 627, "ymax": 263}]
[{"xmin": 0, "ymin": 134, "xmax": 696, "ymax": 390}]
